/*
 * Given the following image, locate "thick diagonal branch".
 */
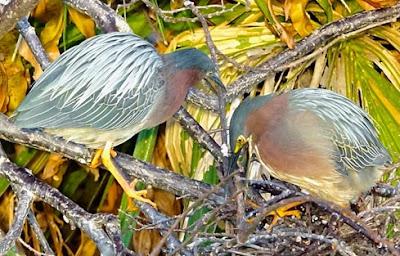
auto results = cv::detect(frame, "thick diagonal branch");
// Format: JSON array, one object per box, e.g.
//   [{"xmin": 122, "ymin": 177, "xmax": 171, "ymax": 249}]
[{"xmin": 0, "ymin": 114, "xmax": 224, "ymax": 205}]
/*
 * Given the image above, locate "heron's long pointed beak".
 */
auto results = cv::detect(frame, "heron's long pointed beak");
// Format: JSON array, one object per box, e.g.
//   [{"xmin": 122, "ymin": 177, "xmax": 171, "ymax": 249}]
[
  {"xmin": 206, "ymin": 73, "xmax": 226, "ymax": 93},
  {"xmin": 228, "ymin": 151, "xmax": 240, "ymax": 175}
]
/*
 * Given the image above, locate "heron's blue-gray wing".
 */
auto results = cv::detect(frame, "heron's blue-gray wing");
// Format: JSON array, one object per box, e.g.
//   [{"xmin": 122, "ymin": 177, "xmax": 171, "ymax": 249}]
[
  {"xmin": 14, "ymin": 32, "xmax": 164, "ymax": 130},
  {"xmin": 289, "ymin": 89, "xmax": 391, "ymax": 175}
]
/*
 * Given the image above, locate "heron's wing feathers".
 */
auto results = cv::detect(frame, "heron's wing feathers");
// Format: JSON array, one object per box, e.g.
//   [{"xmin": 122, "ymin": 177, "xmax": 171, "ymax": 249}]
[
  {"xmin": 289, "ymin": 89, "xmax": 391, "ymax": 174},
  {"xmin": 14, "ymin": 32, "xmax": 164, "ymax": 130}
]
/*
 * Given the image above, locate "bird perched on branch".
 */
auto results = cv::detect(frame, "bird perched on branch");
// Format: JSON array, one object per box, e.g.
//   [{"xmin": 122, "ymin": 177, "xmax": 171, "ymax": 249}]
[
  {"xmin": 13, "ymin": 32, "xmax": 223, "ymax": 207},
  {"xmin": 230, "ymin": 88, "xmax": 391, "ymax": 212}
]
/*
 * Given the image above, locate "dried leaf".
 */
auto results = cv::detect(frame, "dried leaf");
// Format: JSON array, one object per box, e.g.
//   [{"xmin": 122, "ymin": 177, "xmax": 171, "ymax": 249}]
[
  {"xmin": 39, "ymin": 205, "xmax": 64, "ymax": 255},
  {"xmin": 0, "ymin": 192, "xmax": 15, "ymax": 230},
  {"xmin": 100, "ymin": 182, "xmax": 122, "ymax": 213},
  {"xmin": 68, "ymin": 8, "xmax": 96, "ymax": 38},
  {"xmin": 285, "ymin": 0, "xmax": 314, "ymax": 37},
  {"xmin": 75, "ymin": 232, "xmax": 97, "ymax": 256},
  {"xmin": 18, "ymin": 40, "xmax": 44, "ymax": 79},
  {"xmin": 153, "ymin": 189, "xmax": 182, "ymax": 216},
  {"xmin": 0, "ymin": 32, "xmax": 28, "ymax": 114},
  {"xmin": 133, "ymin": 228, "xmax": 161, "ymax": 256},
  {"xmin": 41, "ymin": 153, "xmax": 67, "ymax": 180},
  {"xmin": 20, "ymin": 0, "xmax": 64, "ymax": 79},
  {"xmin": 0, "ymin": 62, "xmax": 9, "ymax": 113}
]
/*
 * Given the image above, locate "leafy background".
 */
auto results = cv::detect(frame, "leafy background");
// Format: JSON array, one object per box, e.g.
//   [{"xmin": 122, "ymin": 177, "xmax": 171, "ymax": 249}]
[{"xmin": 0, "ymin": 0, "xmax": 399, "ymax": 254}]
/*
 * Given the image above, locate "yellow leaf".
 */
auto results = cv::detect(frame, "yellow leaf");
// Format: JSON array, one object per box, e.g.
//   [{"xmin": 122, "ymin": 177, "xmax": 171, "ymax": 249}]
[
  {"xmin": 0, "ymin": 32, "xmax": 28, "ymax": 114},
  {"xmin": 20, "ymin": 0, "xmax": 64, "ymax": 79},
  {"xmin": 285, "ymin": 0, "xmax": 314, "ymax": 37},
  {"xmin": 41, "ymin": 153, "xmax": 67, "ymax": 180},
  {"xmin": 0, "ymin": 63, "xmax": 9, "ymax": 113},
  {"xmin": 31, "ymin": 0, "xmax": 49, "ymax": 22},
  {"xmin": 68, "ymin": 8, "xmax": 96, "ymax": 38},
  {"xmin": 99, "ymin": 182, "xmax": 122, "ymax": 213},
  {"xmin": 18, "ymin": 40, "xmax": 43, "ymax": 79},
  {"xmin": 0, "ymin": 192, "xmax": 15, "ymax": 229},
  {"xmin": 75, "ymin": 233, "xmax": 97, "ymax": 256},
  {"xmin": 356, "ymin": 0, "xmax": 398, "ymax": 10},
  {"xmin": 39, "ymin": 0, "xmax": 64, "ymax": 61}
]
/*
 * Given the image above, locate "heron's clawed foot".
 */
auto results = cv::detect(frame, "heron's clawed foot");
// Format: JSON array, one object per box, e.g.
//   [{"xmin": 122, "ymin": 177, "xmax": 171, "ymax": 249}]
[
  {"xmin": 267, "ymin": 201, "xmax": 303, "ymax": 227},
  {"xmin": 101, "ymin": 142, "xmax": 156, "ymax": 208},
  {"xmin": 125, "ymin": 179, "xmax": 157, "ymax": 208}
]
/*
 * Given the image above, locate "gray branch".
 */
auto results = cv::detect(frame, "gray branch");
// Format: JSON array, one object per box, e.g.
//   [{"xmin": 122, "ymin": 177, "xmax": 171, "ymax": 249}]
[
  {"xmin": 0, "ymin": 114, "xmax": 225, "ymax": 206},
  {"xmin": 16, "ymin": 17, "xmax": 51, "ymax": 70},
  {"xmin": 0, "ymin": 187, "xmax": 33, "ymax": 255},
  {"xmin": 0, "ymin": 0, "xmax": 40, "ymax": 38},
  {"xmin": 136, "ymin": 201, "xmax": 193, "ymax": 256},
  {"xmin": 27, "ymin": 211, "xmax": 55, "ymax": 255},
  {"xmin": 173, "ymin": 107, "xmax": 223, "ymax": 163},
  {"xmin": 63, "ymin": 0, "xmax": 131, "ymax": 33}
]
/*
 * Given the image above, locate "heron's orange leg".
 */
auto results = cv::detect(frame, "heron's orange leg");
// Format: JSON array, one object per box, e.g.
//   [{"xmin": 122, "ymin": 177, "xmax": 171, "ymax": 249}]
[
  {"xmin": 267, "ymin": 201, "xmax": 303, "ymax": 226},
  {"xmin": 90, "ymin": 148, "xmax": 117, "ymax": 168},
  {"xmin": 101, "ymin": 142, "xmax": 156, "ymax": 208}
]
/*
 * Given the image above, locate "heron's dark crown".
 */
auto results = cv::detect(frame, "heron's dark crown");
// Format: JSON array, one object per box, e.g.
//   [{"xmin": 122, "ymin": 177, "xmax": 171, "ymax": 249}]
[
  {"xmin": 163, "ymin": 48, "xmax": 216, "ymax": 74},
  {"xmin": 229, "ymin": 94, "xmax": 274, "ymax": 151}
]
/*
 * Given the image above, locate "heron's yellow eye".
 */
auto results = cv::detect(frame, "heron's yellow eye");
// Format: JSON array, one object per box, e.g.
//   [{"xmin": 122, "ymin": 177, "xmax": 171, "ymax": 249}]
[{"xmin": 234, "ymin": 135, "xmax": 247, "ymax": 154}]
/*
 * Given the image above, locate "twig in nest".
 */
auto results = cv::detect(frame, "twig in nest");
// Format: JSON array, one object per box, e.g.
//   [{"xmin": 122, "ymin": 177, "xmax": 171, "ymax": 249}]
[
  {"xmin": 137, "ymin": 201, "xmax": 193, "ymax": 256},
  {"xmin": 240, "ymin": 195, "xmax": 399, "ymax": 255}
]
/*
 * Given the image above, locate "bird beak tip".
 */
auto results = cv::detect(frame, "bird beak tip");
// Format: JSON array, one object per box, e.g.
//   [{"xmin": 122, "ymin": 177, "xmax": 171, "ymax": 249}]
[{"xmin": 209, "ymin": 73, "xmax": 225, "ymax": 90}]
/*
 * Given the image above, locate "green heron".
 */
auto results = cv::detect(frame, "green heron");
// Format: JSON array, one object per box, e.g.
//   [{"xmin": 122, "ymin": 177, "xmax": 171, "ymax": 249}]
[
  {"xmin": 13, "ymin": 32, "xmax": 223, "ymax": 206},
  {"xmin": 230, "ymin": 88, "xmax": 391, "ymax": 211}
]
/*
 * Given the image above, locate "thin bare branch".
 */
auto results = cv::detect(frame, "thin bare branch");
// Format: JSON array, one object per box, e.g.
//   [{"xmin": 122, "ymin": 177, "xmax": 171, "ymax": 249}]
[
  {"xmin": 0, "ymin": 187, "xmax": 33, "ymax": 255},
  {"xmin": 27, "ymin": 211, "xmax": 55, "ymax": 255}
]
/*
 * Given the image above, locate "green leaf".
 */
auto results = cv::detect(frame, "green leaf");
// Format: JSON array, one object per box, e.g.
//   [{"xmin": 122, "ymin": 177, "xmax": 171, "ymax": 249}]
[
  {"xmin": 60, "ymin": 169, "xmax": 88, "ymax": 199},
  {"xmin": 315, "ymin": 0, "xmax": 333, "ymax": 22},
  {"xmin": 253, "ymin": 0, "xmax": 274, "ymax": 24}
]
